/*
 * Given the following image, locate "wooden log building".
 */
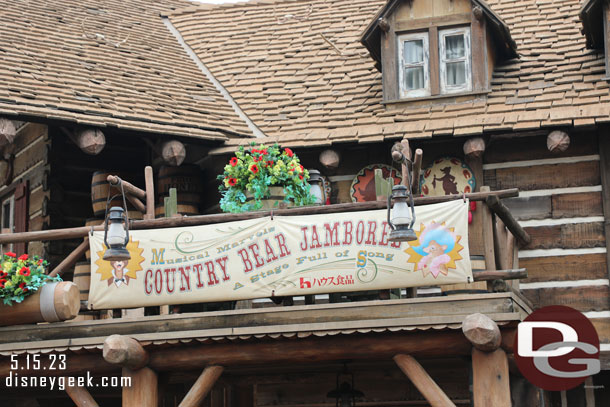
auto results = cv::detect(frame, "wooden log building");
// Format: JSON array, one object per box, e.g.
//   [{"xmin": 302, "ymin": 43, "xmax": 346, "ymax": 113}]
[{"xmin": 0, "ymin": 0, "xmax": 608, "ymax": 405}]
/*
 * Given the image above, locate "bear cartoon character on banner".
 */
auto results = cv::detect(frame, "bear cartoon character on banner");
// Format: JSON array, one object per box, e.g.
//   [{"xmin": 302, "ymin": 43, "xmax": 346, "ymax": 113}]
[{"xmin": 405, "ymin": 222, "xmax": 465, "ymax": 278}]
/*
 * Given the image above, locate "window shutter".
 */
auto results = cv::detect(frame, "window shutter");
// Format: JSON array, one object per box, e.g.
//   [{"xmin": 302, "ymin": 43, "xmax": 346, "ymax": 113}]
[{"xmin": 13, "ymin": 180, "xmax": 28, "ymax": 255}]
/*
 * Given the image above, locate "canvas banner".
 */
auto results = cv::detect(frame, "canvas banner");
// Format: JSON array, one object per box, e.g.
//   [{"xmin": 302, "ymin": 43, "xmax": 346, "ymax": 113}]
[{"xmin": 88, "ymin": 200, "xmax": 472, "ymax": 309}]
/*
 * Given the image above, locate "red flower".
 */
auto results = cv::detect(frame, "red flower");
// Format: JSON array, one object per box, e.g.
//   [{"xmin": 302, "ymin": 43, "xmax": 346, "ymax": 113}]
[
  {"xmin": 4, "ymin": 252, "xmax": 16, "ymax": 258},
  {"xmin": 299, "ymin": 165, "xmax": 304, "ymax": 171},
  {"xmin": 38, "ymin": 259, "xmax": 44, "ymax": 265},
  {"xmin": 0, "ymin": 279, "xmax": 6, "ymax": 288},
  {"xmin": 0, "ymin": 271, "xmax": 6, "ymax": 279},
  {"xmin": 18, "ymin": 254, "xmax": 28, "ymax": 261},
  {"xmin": 266, "ymin": 160, "xmax": 274, "ymax": 167},
  {"xmin": 284, "ymin": 148, "xmax": 294, "ymax": 158},
  {"xmin": 228, "ymin": 178, "xmax": 237, "ymax": 186},
  {"xmin": 299, "ymin": 175, "xmax": 304, "ymax": 180},
  {"xmin": 19, "ymin": 282, "xmax": 27, "ymax": 292},
  {"xmin": 249, "ymin": 164, "xmax": 259, "ymax": 174},
  {"xmin": 229, "ymin": 157, "xmax": 239, "ymax": 167},
  {"xmin": 19, "ymin": 267, "xmax": 30, "ymax": 276},
  {"xmin": 254, "ymin": 156, "xmax": 264, "ymax": 162}
]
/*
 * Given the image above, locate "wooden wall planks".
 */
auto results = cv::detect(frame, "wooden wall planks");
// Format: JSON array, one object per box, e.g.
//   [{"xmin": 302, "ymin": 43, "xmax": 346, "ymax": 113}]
[
  {"xmin": 522, "ymin": 286, "xmax": 609, "ymax": 312},
  {"xmin": 521, "ymin": 253, "xmax": 608, "ymax": 282},
  {"xmin": 523, "ymin": 222, "xmax": 605, "ymax": 250}
]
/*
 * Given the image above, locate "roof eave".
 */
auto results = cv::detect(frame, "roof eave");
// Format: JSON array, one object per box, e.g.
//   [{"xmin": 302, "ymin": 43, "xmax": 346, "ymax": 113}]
[{"xmin": 580, "ymin": 0, "xmax": 605, "ymax": 49}]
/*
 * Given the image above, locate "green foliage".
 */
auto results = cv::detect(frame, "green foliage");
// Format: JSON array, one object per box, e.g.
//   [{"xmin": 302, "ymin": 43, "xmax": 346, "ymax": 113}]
[
  {"xmin": 0, "ymin": 252, "xmax": 61, "ymax": 306},
  {"xmin": 218, "ymin": 143, "xmax": 316, "ymax": 213}
]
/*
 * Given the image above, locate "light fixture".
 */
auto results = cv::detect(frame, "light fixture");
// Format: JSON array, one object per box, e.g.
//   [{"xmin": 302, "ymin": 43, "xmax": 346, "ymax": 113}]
[
  {"xmin": 388, "ymin": 184, "xmax": 417, "ymax": 242},
  {"xmin": 308, "ymin": 169, "xmax": 326, "ymax": 205},
  {"xmin": 103, "ymin": 206, "xmax": 131, "ymax": 261},
  {"xmin": 327, "ymin": 363, "xmax": 364, "ymax": 407}
]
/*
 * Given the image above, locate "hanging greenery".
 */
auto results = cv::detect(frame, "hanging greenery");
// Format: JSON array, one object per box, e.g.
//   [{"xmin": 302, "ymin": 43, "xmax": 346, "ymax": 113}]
[{"xmin": 218, "ymin": 143, "xmax": 316, "ymax": 213}]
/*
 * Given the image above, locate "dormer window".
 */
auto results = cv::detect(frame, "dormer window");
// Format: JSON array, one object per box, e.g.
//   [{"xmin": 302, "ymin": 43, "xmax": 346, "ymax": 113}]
[
  {"xmin": 398, "ymin": 32, "xmax": 430, "ymax": 98},
  {"xmin": 439, "ymin": 27, "xmax": 471, "ymax": 94},
  {"xmin": 361, "ymin": 0, "xmax": 517, "ymax": 104}
]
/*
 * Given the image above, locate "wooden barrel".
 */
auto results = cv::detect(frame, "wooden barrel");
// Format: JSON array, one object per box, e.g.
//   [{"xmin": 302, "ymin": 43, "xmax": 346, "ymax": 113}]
[
  {"xmin": 156, "ymin": 165, "xmax": 202, "ymax": 216},
  {"xmin": 91, "ymin": 171, "xmax": 140, "ymax": 217},
  {"xmin": 73, "ymin": 262, "xmax": 91, "ymax": 302},
  {"xmin": 0, "ymin": 282, "xmax": 80, "ymax": 326}
]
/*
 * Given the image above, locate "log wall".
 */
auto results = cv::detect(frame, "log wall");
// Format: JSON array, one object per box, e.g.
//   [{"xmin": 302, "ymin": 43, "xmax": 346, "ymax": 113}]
[
  {"xmin": 0, "ymin": 122, "xmax": 50, "ymax": 257},
  {"xmin": 484, "ymin": 131, "xmax": 610, "ymax": 353}
]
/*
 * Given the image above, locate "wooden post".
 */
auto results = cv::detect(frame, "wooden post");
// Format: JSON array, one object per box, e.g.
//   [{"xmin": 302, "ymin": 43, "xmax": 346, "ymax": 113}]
[
  {"xmin": 598, "ymin": 134, "xmax": 610, "ymax": 282},
  {"xmin": 122, "ymin": 367, "xmax": 158, "ymax": 407},
  {"xmin": 411, "ymin": 149, "xmax": 423, "ymax": 195},
  {"xmin": 462, "ymin": 313, "xmax": 501, "ymax": 352},
  {"xmin": 472, "ymin": 348, "xmax": 511, "ymax": 407},
  {"xmin": 486, "ymin": 195, "xmax": 531, "ymax": 246},
  {"xmin": 144, "ymin": 166, "xmax": 155, "ymax": 220},
  {"xmin": 49, "ymin": 238, "xmax": 89, "ymax": 277},
  {"xmin": 65, "ymin": 383, "xmax": 99, "ymax": 407},
  {"xmin": 160, "ymin": 140, "xmax": 186, "ymax": 167},
  {"xmin": 179, "ymin": 365, "xmax": 224, "ymax": 407},
  {"xmin": 480, "ymin": 186, "xmax": 496, "ymax": 291},
  {"xmin": 393, "ymin": 354, "xmax": 456, "ymax": 407},
  {"xmin": 103, "ymin": 334, "xmax": 149, "ymax": 370}
]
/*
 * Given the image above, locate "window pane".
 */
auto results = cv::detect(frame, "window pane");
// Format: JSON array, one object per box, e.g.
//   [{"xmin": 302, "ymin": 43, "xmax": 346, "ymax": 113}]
[
  {"xmin": 445, "ymin": 34, "xmax": 465, "ymax": 59},
  {"xmin": 446, "ymin": 62, "xmax": 466, "ymax": 86},
  {"xmin": 404, "ymin": 66, "xmax": 424, "ymax": 90},
  {"xmin": 403, "ymin": 40, "xmax": 424, "ymax": 64}
]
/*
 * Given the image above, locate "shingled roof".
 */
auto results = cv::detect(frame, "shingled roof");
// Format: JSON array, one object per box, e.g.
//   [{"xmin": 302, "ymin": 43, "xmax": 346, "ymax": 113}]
[
  {"xmin": 0, "ymin": 0, "xmax": 253, "ymax": 140},
  {"xmin": 167, "ymin": 0, "xmax": 610, "ymax": 151}
]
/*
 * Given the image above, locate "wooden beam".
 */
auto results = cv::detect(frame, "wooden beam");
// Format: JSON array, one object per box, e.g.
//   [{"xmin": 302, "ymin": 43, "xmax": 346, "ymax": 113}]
[
  {"xmin": 62, "ymin": 127, "xmax": 106, "ymax": 155},
  {"xmin": 103, "ymin": 334, "xmax": 149, "ymax": 370},
  {"xmin": 480, "ymin": 187, "xmax": 496, "ymax": 280},
  {"xmin": 472, "ymin": 348, "xmax": 511, "ymax": 407},
  {"xmin": 598, "ymin": 134, "xmax": 610, "ymax": 282},
  {"xmin": 122, "ymin": 367, "xmax": 157, "ymax": 407},
  {"xmin": 547, "ymin": 130, "xmax": 570, "ymax": 154},
  {"xmin": 125, "ymin": 193, "xmax": 146, "ymax": 214},
  {"xmin": 0, "ymin": 118, "xmax": 17, "ymax": 147},
  {"xmin": 393, "ymin": 354, "xmax": 456, "ymax": 407},
  {"xmin": 472, "ymin": 268, "xmax": 526, "ymax": 281},
  {"xmin": 144, "ymin": 166, "xmax": 155, "ymax": 220},
  {"xmin": 65, "ymin": 382, "xmax": 99, "ymax": 407},
  {"xmin": 486, "ymin": 194, "xmax": 531, "ymax": 246},
  {"xmin": 106, "ymin": 175, "xmax": 146, "ymax": 200},
  {"xmin": 411, "ymin": 148, "xmax": 423, "ymax": 195},
  {"xmin": 49, "ymin": 238, "xmax": 89, "ymax": 277},
  {"xmin": 319, "ymin": 149, "xmax": 341, "ymax": 169},
  {"xmin": 463, "ymin": 138, "xmax": 486, "ymax": 159},
  {"xmin": 461, "ymin": 313, "xmax": 501, "ymax": 351},
  {"xmin": 179, "ymin": 365, "xmax": 224, "ymax": 407},
  {"xmin": 0, "ymin": 188, "xmax": 520, "ymax": 244}
]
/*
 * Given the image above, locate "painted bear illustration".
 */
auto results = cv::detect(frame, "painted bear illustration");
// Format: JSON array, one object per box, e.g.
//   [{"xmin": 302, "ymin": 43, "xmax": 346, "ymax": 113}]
[{"xmin": 412, "ymin": 223, "xmax": 456, "ymax": 278}]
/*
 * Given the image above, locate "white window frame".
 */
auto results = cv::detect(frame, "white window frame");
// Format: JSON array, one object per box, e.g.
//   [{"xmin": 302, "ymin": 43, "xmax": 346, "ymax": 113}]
[
  {"xmin": 398, "ymin": 32, "xmax": 430, "ymax": 99},
  {"xmin": 439, "ymin": 26, "xmax": 472, "ymax": 94}
]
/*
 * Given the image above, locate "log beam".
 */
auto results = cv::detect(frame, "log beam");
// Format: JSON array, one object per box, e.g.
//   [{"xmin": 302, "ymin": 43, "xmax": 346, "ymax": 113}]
[
  {"xmin": 107, "ymin": 175, "xmax": 146, "ymax": 200},
  {"xmin": 463, "ymin": 137, "xmax": 486, "ymax": 158},
  {"xmin": 393, "ymin": 354, "xmax": 456, "ymax": 407},
  {"xmin": 103, "ymin": 335, "xmax": 149, "ymax": 370},
  {"xmin": 471, "ymin": 268, "xmax": 526, "ymax": 281},
  {"xmin": 179, "ymin": 365, "xmax": 224, "ymax": 407},
  {"xmin": 472, "ymin": 348, "xmax": 511, "ymax": 407},
  {"xmin": 62, "ymin": 127, "xmax": 106, "ymax": 155},
  {"xmin": 65, "ymin": 382, "xmax": 99, "ymax": 407},
  {"xmin": 0, "ymin": 188, "xmax": 520, "ymax": 244},
  {"xmin": 122, "ymin": 367, "xmax": 157, "ymax": 407},
  {"xmin": 319, "ymin": 149, "xmax": 340, "ymax": 169},
  {"xmin": 411, "ymin": 148, "xmax": 423, "ymax": 195},
  {"xmin": 49, "ymin": 238, "xmax": 89, "ymax": 277},
  {"xmin": 160, "ymin": 140, "xmax": 186, "ymax": 167},
  {"xmin": 461, "ymin": 313, "xmax": 501, "ymax": 352},
  {"xmin": 547, "ymin": 130, "xmax": 570, "ymax": 153},
  {"xmin": 486, "ymin": 194, "xmax": 531, "ymax": 246},
  {"xmin": 0, "ymin": 118, "xmax": 17, "ymax": 147}
]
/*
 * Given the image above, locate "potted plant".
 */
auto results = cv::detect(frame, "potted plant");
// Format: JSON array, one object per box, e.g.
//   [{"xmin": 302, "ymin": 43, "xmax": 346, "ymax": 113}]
[
  {"xmin": 218, "ymin": 143, "xmax": 316, "ymax": 213},
  {"xmin": 0, "ymin": 252, "xmax": 61, "ymax": 305}
]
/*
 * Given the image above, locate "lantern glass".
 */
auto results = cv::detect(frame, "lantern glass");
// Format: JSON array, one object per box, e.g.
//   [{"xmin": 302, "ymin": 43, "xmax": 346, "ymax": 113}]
[
  {"xmin": 103, "ymin": 206, "xmax": 130, "ymax": 261},
  {"xmin": 107, "ymin": 220, "xmax": 127, "ymax": 246},
  {"xmin": 310, "ymin": 183, "xmax": 324, "ymax": 204},
  {"xmin": 308, "ymin": 169, "xmax": 325, "ymax": 205},
  {"xmin": 391, "ymin": 199, "xmax": 412, "ymax": 226}
]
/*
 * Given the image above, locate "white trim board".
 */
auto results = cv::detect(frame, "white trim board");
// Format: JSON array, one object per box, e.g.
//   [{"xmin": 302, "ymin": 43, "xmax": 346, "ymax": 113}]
[
  {"xmin": 518, "ymin": 185, "xmax": 602, "ymax": 197},
  {"xmin": 520, "ymin": 279, "xmax": 609, "ymax": 289},
  {"xmin": 483, "ymin": 155, "xmax": 600, "ymax": 170},
  {"xmin": 519, "ymin": 247, "xmax": 607, "ymax": 258},
  {"xmin": 519, "ymin": 217, "xmax": 605, "ymax": 227},
  {"xmin": 584, "ymin": 311, "xmax": 610, "ymax": 319},
  {"xmin": 601, "ymin": 344, "xmax": 610, "ymax": 351}
]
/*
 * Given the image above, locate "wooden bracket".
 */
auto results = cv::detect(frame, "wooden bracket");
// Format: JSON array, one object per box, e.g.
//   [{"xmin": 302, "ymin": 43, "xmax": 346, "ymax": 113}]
[
  {"xmin": 65, "ymin": 381, "xmax": 100, "ymax": 407},
  {"xmin": 179, "ymin": 365, "xmax": 224, "ymax": 407},
  {"xmin": 394, "ymin": 354, "xmax": 456, "ymax": 407}
]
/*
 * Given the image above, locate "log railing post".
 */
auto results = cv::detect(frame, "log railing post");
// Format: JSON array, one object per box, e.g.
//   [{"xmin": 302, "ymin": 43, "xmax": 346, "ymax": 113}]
[
  {"xmin": 393, "ymin": 354, "xmax": 456, "ymax": 407},
  {"xmin": 65, "ymin": 382, "xmax": 100, "ymax": 407},
  {"xmin": 144, "ymin": 166, "xmax": 155, "ymax": 220},
  {"xmin": 179, "ymin": 365, "xmax": 224, "ymax": 407},
  {"xmin": 480, "ymin": 186, "xmax": 496, "ymax": 291}
]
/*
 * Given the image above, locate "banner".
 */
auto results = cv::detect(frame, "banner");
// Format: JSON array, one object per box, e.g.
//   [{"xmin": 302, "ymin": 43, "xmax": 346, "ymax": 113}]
[{"xmin": 88, "ymin": 200, "xmax": 472, "ymax": 309}]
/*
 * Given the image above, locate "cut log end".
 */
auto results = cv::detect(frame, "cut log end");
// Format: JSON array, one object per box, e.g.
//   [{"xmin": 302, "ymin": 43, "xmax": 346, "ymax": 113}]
[
  {"xmin": 103, "ymin": 334, "xmax": 149, "ymax": 370},
  {"xmin": 161, "ymin": 140, "xmax": 186, "ymax": 167},
  {"xmin": 462, "ymin": 313, "xmax": 501, "ymax": 352},
  {"xmin": 0, "ymin": 118, "xmax": 17, "ymax": 147},
  {"xmin": 463, "ymin": 137, "xmax": 486, "ymax": 158},
  {"xmin": 319, "ymin": 149, "xmax": 340, "ymax": 169},
  {"xmin": 75, "ymin": 128, "xmax": 106, "ymax": 155},
  {"xmin": 547, "ymin": 130, "xmax": 570, "ymax": 154},
  {"xmin": 53, "ymin": 280, "xmax": 81, "ymax": 320}
]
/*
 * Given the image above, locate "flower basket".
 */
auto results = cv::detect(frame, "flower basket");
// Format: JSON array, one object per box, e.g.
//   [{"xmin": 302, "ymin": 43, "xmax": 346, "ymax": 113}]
[
  {"xmin": 218, "ymin": 143, "xmax": 315, "ymax": 213},
  {"xmin": 0, "ymin": 252, "xmax": 61, "ymax": 306}
]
